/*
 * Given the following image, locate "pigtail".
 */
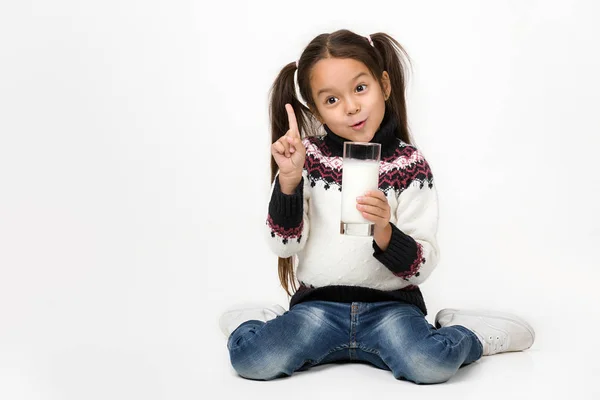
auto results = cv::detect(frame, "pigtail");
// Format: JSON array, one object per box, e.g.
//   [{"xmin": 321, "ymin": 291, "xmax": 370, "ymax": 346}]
[
  {"xmin": 267, "ymin": 61, "xmax": 310, "ymax": 297},
  {"xmin": 370, "ymin": 33, "xmax": 414, "ymax": 145}
]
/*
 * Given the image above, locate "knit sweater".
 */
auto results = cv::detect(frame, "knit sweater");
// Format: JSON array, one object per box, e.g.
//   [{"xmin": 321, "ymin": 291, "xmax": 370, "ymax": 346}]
[{"xmin": 265, "ymin": 110, "xmax": 439, "ymax": 316}]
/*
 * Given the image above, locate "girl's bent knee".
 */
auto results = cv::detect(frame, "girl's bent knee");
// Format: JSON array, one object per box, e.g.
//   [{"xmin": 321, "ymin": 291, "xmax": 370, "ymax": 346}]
[
  {"xmin": 402, "ymin": 362, "xmax": 456, "ymax": 384},
  {"xmin": 230, "ymin": 347, "xmax": 298, "ymax": 381},
  {"xmin": 230, "ymin": 357, "xmax": 292, "ymax": 381}
]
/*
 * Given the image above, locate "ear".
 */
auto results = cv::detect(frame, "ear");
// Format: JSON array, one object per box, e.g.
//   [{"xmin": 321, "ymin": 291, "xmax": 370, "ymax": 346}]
[{"xmin": 381, "ymin": 71, "xmax": 391, "ymax": 100}]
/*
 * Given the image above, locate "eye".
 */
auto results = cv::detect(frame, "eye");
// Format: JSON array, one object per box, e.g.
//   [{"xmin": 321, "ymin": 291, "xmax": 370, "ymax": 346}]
[
  {"xmin": 356, "ymin": 84, "xmax": 367, "ymax": 92},
  {"xmin": 325, "ymin": 96, "xmax": 338, "ymax": 105}
]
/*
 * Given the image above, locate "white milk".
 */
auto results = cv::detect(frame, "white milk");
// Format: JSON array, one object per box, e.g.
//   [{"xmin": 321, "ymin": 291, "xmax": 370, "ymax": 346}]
[{"xmin": 340, "ymin": 159, "xmax": 380, "ymax": 224}]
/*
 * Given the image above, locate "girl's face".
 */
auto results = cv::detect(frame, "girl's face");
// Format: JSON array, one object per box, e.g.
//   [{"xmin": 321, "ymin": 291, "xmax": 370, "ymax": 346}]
[{"xmin": 309, "ymin": 57, "xmax": 390, "ymax": 142}]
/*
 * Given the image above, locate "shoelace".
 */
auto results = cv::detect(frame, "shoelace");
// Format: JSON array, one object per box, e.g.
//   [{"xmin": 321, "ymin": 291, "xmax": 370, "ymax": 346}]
[{"xmin": 485, "ymin": 333, "xmax": 508, "ymax": 355}]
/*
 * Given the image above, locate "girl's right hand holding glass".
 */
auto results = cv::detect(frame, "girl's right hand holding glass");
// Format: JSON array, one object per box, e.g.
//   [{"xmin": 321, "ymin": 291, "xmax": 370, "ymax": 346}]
[{"xmin": 271, "ymin": 104, "xmax": 306, "ymax": 194}]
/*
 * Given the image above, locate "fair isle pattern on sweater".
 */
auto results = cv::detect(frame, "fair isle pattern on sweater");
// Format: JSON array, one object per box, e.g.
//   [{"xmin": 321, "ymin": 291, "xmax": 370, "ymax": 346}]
[
  {"xmin": 304, "ymin": 136, "xmax": 434, "ymax": 194},
  {"xmin": 267, "ymin": 215, "xmax": 303, "ymax": 245}
]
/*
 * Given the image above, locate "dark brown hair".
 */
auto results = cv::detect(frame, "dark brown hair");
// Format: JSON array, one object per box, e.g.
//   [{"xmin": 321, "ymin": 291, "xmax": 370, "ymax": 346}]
[{"xmin": 268, "ymin": 29, "xmax": 414, "ymax": 297}]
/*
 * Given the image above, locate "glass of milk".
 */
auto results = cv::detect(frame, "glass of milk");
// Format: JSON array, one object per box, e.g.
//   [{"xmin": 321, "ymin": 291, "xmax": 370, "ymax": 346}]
[{"xmin": 340, "ymin": 142, "xmax": 381, "ymax": 236}]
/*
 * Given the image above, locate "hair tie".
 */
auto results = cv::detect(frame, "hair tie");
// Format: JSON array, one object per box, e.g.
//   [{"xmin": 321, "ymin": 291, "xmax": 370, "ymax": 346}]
[{"xmin": 293, "ymin": 62, "xmax": 308, "ymax": 109}]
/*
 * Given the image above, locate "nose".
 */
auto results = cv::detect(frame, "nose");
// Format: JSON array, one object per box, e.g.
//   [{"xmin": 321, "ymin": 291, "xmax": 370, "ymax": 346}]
[{"xmin": 345, "ymin": 98, "xmax": 361, "ymax": 115}]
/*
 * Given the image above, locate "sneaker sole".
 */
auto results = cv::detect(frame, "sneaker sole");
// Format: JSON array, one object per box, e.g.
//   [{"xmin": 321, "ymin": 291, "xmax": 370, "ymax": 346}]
[
  {"xmin": 218, "ymin": 305, "xmax": 286, "ymax": 338},
  {"xmin": 218, "ymin": 310, "xmax": 266, "ymax": 339},
  {"xmin": 220, "ymin": 304, "xmax": 286, "ymax": 315},
  {"xmin": 435, "ymin": 308, "xmax": 536, "ymax": 344}
]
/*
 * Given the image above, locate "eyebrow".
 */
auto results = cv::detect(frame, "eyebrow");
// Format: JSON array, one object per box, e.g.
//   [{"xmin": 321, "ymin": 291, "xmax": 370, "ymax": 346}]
[{"xmin": 316, "ymin": 72, "xmax": 370, "ymax": 97}]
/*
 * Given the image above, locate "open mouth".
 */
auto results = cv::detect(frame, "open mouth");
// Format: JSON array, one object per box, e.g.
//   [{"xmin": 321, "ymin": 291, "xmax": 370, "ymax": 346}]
[{"xmin": 351, "ymin": 119, "xmax": 366, "ymax": 130}]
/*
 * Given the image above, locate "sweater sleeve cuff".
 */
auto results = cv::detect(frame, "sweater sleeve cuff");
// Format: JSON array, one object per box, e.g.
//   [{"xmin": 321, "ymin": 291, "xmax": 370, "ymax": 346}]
[
  {"xmin": 268, "ymin": 177, "xmax": 304, "ymax": 228},
  {"xmin": 372, "ymin": 223, "xmax": 421, "ymax": 277}
]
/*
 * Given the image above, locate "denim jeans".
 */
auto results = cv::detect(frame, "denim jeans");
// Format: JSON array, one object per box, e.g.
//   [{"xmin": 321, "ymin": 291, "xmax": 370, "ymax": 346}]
[{"xmin": 227, "ymin": 300, "xmax": 483, "ymax": 384}]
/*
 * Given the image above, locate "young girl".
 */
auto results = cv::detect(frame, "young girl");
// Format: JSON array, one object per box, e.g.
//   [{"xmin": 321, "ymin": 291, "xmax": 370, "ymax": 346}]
[{"xmin": 219, "ymin": 29, "xmax": 535, "ymax": 384}]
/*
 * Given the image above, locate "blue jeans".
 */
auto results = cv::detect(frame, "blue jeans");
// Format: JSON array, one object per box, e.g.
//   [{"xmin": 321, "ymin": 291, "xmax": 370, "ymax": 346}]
[{"xmin": 227, "ymin": 300, "xmax": 483, "ymax": 384}]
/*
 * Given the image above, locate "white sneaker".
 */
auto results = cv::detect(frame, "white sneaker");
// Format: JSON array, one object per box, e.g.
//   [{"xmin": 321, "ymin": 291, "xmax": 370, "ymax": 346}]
[
  {"xmin": 435, "ymin": 308, "xmax": 535, "ymax": 356},
  {"xmin": 218, "ymin": 304, "xmax": 286, "ymax": 338}
]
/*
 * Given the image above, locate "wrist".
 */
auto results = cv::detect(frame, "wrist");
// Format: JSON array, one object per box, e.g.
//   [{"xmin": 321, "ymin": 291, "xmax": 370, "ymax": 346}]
[
  {"xmin": 373, "ymin": 222, "xmax": 392, "ymax": 251},
  {"xmin": 278, "ymin": 173, "xmax": 302, "ymax": 195}
]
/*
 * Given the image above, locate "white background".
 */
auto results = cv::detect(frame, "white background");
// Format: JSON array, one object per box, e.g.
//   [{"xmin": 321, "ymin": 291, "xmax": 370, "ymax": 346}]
[{"xmin": 1, "ymin": 0, "xmax": 599, "ymax": 399}]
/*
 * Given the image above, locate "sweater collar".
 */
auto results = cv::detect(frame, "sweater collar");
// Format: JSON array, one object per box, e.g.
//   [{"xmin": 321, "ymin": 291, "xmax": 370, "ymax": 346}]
[{"xmin": 323, "ymin": 109, "xmax": 399, "ymax": 157}]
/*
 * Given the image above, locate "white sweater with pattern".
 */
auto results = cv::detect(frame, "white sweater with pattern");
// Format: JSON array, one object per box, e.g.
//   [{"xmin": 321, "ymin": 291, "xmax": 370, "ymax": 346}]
[{"xmin": 265, "ymin": 112, "xmax": 439, "ymax": 315}]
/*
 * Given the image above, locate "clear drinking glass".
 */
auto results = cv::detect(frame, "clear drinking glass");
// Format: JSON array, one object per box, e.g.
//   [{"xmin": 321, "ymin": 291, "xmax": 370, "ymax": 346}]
[{"xmin": 340, "ymin": 142, "xmax": 382, "ymax": 236}]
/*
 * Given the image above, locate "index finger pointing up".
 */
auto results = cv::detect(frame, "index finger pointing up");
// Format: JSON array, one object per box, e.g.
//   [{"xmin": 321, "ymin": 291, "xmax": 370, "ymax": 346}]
[{"xmin": 285, "ymin": 103, "xmax": 299, "ymax": 136}]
